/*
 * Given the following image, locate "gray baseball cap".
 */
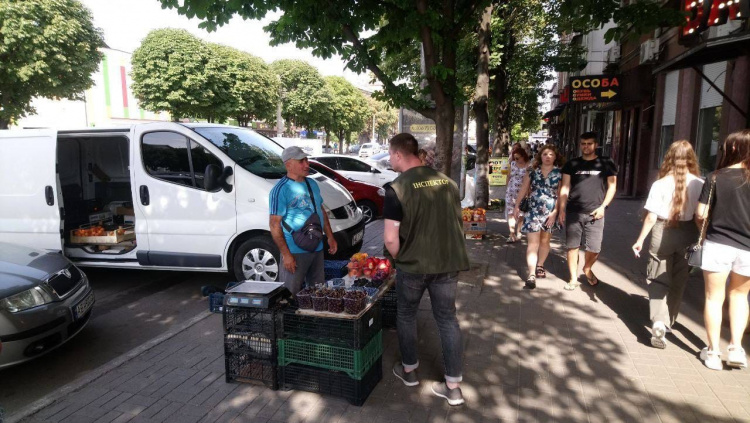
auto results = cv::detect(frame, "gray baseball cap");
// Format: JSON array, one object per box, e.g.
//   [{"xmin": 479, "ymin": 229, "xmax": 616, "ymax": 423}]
[{"xmin": 281, "ymin": 146, "xmax": 310, "ymax": 163}]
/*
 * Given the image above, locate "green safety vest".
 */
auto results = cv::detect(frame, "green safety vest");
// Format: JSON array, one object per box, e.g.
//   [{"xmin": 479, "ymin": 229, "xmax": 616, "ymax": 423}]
[{"xmin": 389, "ymin": 166, "xmax": 470, "ymax": 274}]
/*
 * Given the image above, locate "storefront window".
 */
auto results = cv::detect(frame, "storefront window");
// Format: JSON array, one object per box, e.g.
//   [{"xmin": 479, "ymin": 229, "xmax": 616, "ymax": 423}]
[
  {"xmin": 696, "ymin": 106, "xmax": 721, "ymax": 175},
  {"xmin": 658, "ymin": 125, "xmax": 674, "ymax": 165}
]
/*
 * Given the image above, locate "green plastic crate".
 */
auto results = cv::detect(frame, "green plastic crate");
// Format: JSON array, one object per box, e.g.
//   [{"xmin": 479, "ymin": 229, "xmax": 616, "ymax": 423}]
[{"xmin": 278, "ymin": 331, "xmax": 382, "ymax": 379}]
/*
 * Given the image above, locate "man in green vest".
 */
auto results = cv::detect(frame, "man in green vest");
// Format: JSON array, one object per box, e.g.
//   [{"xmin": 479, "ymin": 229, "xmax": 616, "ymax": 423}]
[{"xmin": 383, "ymin": 133, "xmax": 470, "ymax": 406}]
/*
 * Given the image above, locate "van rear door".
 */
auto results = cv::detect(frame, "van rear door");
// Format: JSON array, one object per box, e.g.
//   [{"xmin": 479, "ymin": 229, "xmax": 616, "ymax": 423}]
[{"xmin": 0, "ymin": 130, "xmax": 62, "ymax": 251}]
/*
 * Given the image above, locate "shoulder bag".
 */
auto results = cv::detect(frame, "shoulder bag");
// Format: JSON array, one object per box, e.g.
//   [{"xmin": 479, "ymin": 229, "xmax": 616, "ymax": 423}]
[
  {"xmin": 282, "ymin": 178, "xmax": 325, "ymax": 252},
  {"xmin": 518, "ymin": 167, "xmax": 533, "ymax": 212},
  {"xmin": 685, "ymin": 175, "xmax": 716, "ymax": 267}
]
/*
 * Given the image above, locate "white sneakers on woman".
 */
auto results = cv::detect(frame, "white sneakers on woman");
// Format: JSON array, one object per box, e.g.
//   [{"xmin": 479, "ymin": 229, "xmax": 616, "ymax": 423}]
[
  {"xmin": 700, "ymin": 348, "xmax": 723, "ymax": 371},
  {"xmin": 727, "ymin": 345, "xmax": 748, "ymax": 369},
  {"xmin": 700, "ymin": 345, "xmax": 748, "ymax": 370}
]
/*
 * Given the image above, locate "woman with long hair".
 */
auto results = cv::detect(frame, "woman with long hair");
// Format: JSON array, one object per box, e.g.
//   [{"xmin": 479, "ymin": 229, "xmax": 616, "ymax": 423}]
[
  {"xmin": 505, "ymin": 146, "xmax": 531, "ymax": 243},
  {"xmin": 697, "ymin": 129, "xmax": 750, "ymax": 370},
  {"xmin": 632, "ymin": 140, "xmax": 703, "ymax": 349},
  {"xmin": 513, "ymin": 145, "xmax": 564, "ymax": 289}
]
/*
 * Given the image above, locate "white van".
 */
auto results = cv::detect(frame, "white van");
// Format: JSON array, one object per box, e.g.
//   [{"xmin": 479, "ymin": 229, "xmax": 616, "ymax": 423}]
[
  {"xmin": 0, "ymin": 123, "xmax": 365, "ymax": 282},
  {"xmin": 358, "ymin": 143, "xmax": 380, "ymax": 158}
]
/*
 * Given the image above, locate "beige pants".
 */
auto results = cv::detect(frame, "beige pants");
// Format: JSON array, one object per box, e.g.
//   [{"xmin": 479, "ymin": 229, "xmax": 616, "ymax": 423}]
[{"xmin": 647, "ymin": 220, "xmax": 699, "ymax": 328}]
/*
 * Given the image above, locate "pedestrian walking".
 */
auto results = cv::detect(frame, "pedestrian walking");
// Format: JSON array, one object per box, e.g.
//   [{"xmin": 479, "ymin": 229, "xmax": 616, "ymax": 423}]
[
  {"xmin": 513, "ymin": 144, "xmax": 563, "ymax": 289},
  {"xmin": 383, "ymin": 133, "xmax": 470, "ymax": 405},
  {"xmin": 558, "ymin": 132, "xmax": 618, "ymax": 290},
  {"xmin": 269, "ymin": 146, "xmax": 337, "ymax": 295},
  {"xmin": 505, "ymin": 146, "xmax": 531, "ymax": 243},
  {"xmin": 697, "ymin": 129, "xmax": 750, "ymax": 371},
  {"xmin": 631, "ymin": 140, "xmax": 703, "ymax": 349}
]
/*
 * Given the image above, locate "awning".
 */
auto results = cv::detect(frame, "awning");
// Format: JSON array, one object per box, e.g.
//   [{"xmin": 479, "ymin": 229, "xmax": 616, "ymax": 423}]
[
  {"xmin": 543, "ymin": 104, "xmax": 566, "ymax": 118},
  {"xmin": 654, "ymin": 32, "xmax": 750, "ymax": 74}
]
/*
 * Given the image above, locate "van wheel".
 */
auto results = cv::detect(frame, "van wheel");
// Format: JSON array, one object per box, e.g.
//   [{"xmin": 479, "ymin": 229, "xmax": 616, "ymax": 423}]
[
  {"xmin": 232, "ymin": 236, "xmax": 280, "ymax": 282},
  {"xmin": 358, "ymin": 200, "xmax": 377, "ymax": 224}
]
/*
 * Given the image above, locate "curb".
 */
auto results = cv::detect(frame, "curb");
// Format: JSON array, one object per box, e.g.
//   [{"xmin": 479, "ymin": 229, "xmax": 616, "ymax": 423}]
[{"xmin": 7, "ymin": 310, "xmax": 214, "ymax": 423}]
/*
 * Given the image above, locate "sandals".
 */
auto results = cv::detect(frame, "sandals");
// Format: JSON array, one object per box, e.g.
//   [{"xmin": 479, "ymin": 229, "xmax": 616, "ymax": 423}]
[
  {"xmin": 584, "ymin": 270, "xmax": 599, "ymax": 286},
  {"xmin": 506, "ymin": 236, "xmax": 516, "ymax": 244},
  {"xmin": 535, "ymin": 266, "xmax": 546, "ymax": 278},
  {"xmin": 524, "ymin": 275, "xmax": 536, "ymax": 290}
]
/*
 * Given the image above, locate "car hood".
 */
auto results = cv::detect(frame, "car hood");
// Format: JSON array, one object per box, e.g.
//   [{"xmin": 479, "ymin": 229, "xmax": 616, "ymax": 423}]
[
  {"xmin": 0, "ymin": 242, "xmax": 70, "ymax": 298},
  {"xmin": 311, "ymin": 175, "xmax": 355, "ymax": 209}
]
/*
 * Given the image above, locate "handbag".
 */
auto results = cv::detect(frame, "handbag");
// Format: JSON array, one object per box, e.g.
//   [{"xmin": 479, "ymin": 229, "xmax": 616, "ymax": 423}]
[
  {"xmin": 518, "ymin": 196, "xmax": 530, "ymax": 213},
  {"xmin": 685, "ymin": 175, "xmax": 716, "ymax": 267},
  {"xmin": 282, "ymin": 179, "xmax": 325, "ymax": 252}
]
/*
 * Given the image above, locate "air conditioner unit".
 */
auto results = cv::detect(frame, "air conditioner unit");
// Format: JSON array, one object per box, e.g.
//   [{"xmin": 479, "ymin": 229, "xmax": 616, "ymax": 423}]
[
  {"xmin": 639, "ymin": 38, "xmax": 660, "ymax": 64},
  {"xmin": 606, "ymin": 46, "xmax": 621, "ymax": 63}
]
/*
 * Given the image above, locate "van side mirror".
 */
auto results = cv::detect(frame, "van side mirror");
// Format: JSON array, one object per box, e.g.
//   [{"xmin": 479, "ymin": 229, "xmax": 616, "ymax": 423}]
[{"xmin": 204, "ymin": 165, "xmax": 234, "ymax": 193}]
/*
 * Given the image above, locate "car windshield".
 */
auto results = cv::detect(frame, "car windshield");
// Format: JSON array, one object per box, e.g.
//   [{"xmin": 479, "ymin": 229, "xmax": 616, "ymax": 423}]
[{"xmin": 192, "ymin": 127, "xmax": 287, "ymax": 179}]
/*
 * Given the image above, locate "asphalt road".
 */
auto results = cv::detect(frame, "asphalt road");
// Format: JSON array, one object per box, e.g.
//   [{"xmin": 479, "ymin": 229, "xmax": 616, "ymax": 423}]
[{"xmin": 0, "ymin": 267, "xmax": 231, "ymax": 415}]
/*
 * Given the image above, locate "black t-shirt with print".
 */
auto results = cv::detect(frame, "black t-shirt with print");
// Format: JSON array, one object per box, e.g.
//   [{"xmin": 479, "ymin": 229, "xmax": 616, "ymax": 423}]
[
  {"xmin": 561, "ymin": 156, "xmax": 618, "ymax": 214},
  {"xmin": 383, "ymin": 183, "xmax": 403, "ymax": 221},
  {"xmin": 699, "ymin": 168, "xmax": 750, "ymax": 251}
]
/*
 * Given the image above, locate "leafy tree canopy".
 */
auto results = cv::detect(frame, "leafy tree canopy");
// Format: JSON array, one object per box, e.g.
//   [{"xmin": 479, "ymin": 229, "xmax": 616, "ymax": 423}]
[
  {"xmin": 322, "ymin": 76, "xmax": 370, "ymax": 144},
  {"xmin": 271, "ymin": 59, "xmax": 332, "ymax": 133},
  {"xmin": 0, "ymin": 0, "xmax": 105, "ymax": 128}
]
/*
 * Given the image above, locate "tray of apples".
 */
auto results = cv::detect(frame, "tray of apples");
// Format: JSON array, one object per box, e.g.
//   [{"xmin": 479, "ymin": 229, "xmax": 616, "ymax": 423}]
[{"xmin": 347, "ymin": 254, "xmax": 393, "ymax": 281}]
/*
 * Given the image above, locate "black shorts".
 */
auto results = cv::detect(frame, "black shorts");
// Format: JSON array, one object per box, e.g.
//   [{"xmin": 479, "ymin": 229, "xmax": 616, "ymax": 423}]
[{"xmin": 565, "ymin": 212, "xmax": 605, "ymax": 253}]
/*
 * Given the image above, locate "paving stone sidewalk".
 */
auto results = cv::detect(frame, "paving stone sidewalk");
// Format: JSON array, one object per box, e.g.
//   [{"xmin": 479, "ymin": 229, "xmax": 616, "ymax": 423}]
[{"xmin": 16, "ymin": 199, "xmax": 750, "ymax": 423}]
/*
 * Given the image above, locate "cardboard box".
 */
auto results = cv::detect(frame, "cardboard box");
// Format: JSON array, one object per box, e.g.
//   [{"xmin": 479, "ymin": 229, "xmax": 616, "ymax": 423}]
[
  {"xmin": 115, "ymin": 207, "xmax": 134, "ymax": 216},
  {"xmin": 465, "ymin": 233, "xmax": 484, "ymax": 240},
  {"xmin": 463, "ymin": 221, "xmax": 487, "ymax": 235},
  {"xmin": 88, "ymin": 211, "xmax": 113, "ymax": 224}
]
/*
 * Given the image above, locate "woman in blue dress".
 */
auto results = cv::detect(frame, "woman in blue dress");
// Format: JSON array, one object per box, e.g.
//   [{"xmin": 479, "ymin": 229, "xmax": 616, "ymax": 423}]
[{"xmin": 513, "ymin": 145, "xmax": 564, "ymax": 289}]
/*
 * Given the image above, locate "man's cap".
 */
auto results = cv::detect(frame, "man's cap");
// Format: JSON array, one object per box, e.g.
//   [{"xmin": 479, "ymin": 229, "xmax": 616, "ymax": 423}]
[{"xmin": 281, "ymin": 146, "xmax": 310, "ymax": 163}]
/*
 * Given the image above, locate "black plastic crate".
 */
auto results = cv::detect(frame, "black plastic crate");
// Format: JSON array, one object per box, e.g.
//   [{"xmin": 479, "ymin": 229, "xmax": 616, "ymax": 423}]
[
  {"xmin": 380, "ymin": 286, "xmax": 397, "ymax": 311},
  {"xmin": 224, "ymin": 333, "xmax": 276, "ymax": 360},
  {"xmin": 225, "ymin": 351, "xmax": 278, "ymax": 389},
  {"xmin": 283, "ymin": 302, "xmax": 382, "ymax": 349},
  {"xmin": 279, "ymin": 357, "xmax": 382, "ymax": 406},
  {"xmin": 382, "ymin": 310, "xmax": 396, "ymax": 329},
  {"xmin": 209, "ymin": 293, "xmax": 225, "ymax": 313},
  {"xmin": 324, "ymin": 260, "xmax": 349, "ymax": 280},
  {"xmin": 224, "ymin": 305, "xmax": 282, "ymax": 337}
]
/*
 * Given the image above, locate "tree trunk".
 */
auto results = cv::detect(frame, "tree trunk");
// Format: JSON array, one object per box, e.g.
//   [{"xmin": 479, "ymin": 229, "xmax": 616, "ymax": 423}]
[
  {"xmin": 0, "ymin": 119, "xmax": 9, "ymax": 129},
  {"xmin": 325, "ymin": 130, "xmax": 331, "ymax": 147},
  {"xmin": 474, "ymin": 4, "xmax": 493, "ymax": 209},
  {"xmin": 491, "ymin": 28, "xmax": 516, "ymax": 158},
  {"xmin": 434, "ymin": 101, "xmax": 456, "ymax": 177},
  {"xmin": 338, "ymin": 130, "xmax": 346, "ymax": 154}
]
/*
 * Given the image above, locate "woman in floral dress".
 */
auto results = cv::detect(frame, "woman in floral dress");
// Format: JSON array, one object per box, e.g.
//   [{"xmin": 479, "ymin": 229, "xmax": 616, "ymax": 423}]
[
  {"xmin": 513, "ymin": 145, "xmax": 564, "ymax": 289},
  {"xmin": 504, "ymin": 147, "xmax": 530, "ymax": 243}
]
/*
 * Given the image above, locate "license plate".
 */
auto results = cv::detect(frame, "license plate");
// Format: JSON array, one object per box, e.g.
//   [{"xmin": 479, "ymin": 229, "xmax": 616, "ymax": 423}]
[
  {"xmin": 352, "ymin": 230, "xmax": 364, "ymax": 245},
  {"xmin": 72, "ymin": 291, "xmax": 95, "ymax": 320}
]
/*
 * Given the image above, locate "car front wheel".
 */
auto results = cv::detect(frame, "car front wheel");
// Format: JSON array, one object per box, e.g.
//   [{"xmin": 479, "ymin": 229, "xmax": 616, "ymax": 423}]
[{"xmin": 232, "ymin": 236, "xmax": 280, "ymax": 282}]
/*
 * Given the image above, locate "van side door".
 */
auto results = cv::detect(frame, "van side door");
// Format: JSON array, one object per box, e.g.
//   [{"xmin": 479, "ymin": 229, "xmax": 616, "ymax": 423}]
[
  {"xmin": 0, "ymin": 129, "xmax": 63, "ymax": 251},
  {"xmin": 131, "ymin": 124, "xmax": 237, "ymax": 269}
]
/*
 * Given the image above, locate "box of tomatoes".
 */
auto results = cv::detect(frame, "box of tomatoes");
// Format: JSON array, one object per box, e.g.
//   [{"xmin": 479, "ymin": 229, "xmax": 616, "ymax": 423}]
[{"xmin": 70, "ymin": 223, "xmax": 135, "ymax": 245}]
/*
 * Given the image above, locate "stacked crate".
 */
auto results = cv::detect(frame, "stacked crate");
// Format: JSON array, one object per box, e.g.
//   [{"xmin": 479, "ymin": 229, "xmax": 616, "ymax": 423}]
[
  {"xmin": 278, "ymin": 303, "xmax": 383, "ymax": 405},
  {"xmin": 223, "ymin": 304, "xmax": 283, "ymax": 389}
]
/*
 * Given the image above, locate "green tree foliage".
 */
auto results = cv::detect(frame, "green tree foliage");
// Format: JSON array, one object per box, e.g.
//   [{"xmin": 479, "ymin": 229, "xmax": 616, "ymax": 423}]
[
  {"xmin": 159, "ymin": 0, "xmax": 491, "ymax": 176},
  {"xmin": 0, "ymin": 0, "xmax": 105, "ymax": 128},
  {"xmin": 132, "ymin": 29, "xmax": 278, "ymax": 124},
  {"xmin": 271, "ymin": 59, "xmax": 331, "ymax": 137},
  {"xmin": 211, "ymin": 44, "xmax": 279, "ymax": 126},
  {"xmin": 322, "ymin": 76, "xmax": 369, "ymax": 151},
  {"xmin": 131, "ymin": 29, "xmax": 218, "ymax": 121},
  {"xmin": 366, "ymin": 97, "xmax": 399, "ymax": 142}
]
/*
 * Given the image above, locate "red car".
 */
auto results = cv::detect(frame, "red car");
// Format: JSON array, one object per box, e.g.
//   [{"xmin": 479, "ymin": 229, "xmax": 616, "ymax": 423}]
[{"xmin": 309, "ymin": 160, "xmax": 384, "ymax": 224}]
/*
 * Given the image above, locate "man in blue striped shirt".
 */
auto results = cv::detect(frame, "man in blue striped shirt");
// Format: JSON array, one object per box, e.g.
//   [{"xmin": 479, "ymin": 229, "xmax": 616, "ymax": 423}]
[{"xmin": 270, "ymin": 146, "xmax": 337, "ymax": 294}]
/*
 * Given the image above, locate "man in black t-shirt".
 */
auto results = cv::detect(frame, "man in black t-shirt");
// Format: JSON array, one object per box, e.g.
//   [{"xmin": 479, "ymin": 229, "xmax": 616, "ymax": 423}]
[{"xmin": 558, "ymin": 132, "xmax": 618, "ymax": 290}]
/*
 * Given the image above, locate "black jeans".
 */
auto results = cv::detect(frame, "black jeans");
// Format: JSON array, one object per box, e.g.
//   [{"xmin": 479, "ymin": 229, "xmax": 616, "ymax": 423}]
[{"xmin": 396, "ymin": 270, "xmax": 463, "ymax": 383}]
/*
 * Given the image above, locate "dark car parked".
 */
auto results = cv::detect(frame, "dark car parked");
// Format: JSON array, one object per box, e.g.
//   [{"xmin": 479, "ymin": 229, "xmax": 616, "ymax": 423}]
[
  {"xmin": 0, "ymin": 242, "xmax": 94, "ymax": 369},
  {"xmin": 309, "ymin": 160, "xmax": 385, "ymax": 224}
]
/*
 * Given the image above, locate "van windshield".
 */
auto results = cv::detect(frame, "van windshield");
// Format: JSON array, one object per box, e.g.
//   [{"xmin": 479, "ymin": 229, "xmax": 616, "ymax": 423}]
[{"xmin": 192, "ymin": 127, "xmax": 286, "ymax": 179}]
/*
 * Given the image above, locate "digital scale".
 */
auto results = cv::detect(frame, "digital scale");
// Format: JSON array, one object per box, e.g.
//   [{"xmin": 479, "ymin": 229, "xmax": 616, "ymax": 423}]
[{"xmin": 224, "ymin": 281, "xmax": 290, "ymax": 309}]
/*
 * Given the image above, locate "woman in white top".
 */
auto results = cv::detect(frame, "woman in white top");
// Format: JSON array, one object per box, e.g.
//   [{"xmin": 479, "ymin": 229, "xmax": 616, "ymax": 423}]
[{"xmin": 632, "ymin": 140, "xmax": 703, "ymax": 349}]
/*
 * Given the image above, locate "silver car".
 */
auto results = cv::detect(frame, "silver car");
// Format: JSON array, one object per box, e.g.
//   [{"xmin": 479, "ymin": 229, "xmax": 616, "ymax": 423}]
[{"xmin": 0, "ymin": 242, "xmax": 94, "ymax": 369}]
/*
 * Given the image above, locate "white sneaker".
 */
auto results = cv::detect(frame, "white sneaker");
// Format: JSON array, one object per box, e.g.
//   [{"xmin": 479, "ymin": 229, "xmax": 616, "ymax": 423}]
[
  {"xmin": 727, "ymin": 345, "xmax": 748, "ymax": 369},
  {"xmin": 700, "ymin": 347, "xmax": 723, "ymax": 371},
  {"xmin": 651, "ymin": 322, "xmax": 667, "ymax": 349}
]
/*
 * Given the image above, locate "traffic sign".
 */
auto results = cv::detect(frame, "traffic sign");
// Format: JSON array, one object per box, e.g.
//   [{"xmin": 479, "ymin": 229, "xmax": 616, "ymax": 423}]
[{"xmin": 569, "ymin": 75, "xmax": 622, "ymax": 103}]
